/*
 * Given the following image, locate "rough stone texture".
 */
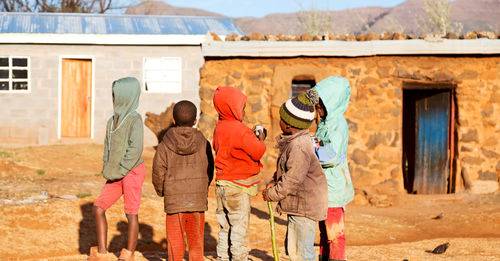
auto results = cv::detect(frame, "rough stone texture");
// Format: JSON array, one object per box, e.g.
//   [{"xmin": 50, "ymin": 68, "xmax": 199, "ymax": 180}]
[
  {"xmin": 470, "ymin": 180, "xmax": 499, "ymax": 194},
  {"xmin": 352, "ymin": 149, "xmax": 370, "ymax": 165},
  {"xmin": 461, "ymin": 130, "xmax": 479, "ymax": 143},
  {"xmin": 479, "ymin": 171, "xmax": 498, "ymax": 181},
  {"xmin": 198, "ymin": 56, "xmax": 500, "ymax": 189}
]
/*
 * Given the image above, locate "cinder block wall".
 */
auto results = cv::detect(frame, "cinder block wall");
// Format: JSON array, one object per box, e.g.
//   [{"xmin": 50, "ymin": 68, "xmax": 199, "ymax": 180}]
[
  {"xmin": 198, "ymin": 56, "xmax": 500, "ymax": 190},
  {"xmin": 0, "ymin": 44, "xmax": 204, "ymax": 146}
]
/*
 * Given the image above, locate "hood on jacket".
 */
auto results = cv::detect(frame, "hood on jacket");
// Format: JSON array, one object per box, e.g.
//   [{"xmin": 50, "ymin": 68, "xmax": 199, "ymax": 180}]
[
  {"xmin": 213, "ymin": 86, "xmax": 246, "ymax": 121},
  {"xmin": 163, "ymin": 127, "xmax": 205, "ymax": 155},
  {"xmin": 314, "ymin": 76, "xmax": 351, "ymax": 121},
  {"xmin": 112, "ymin": 77, "xmax": 141, "ymax": 127}
]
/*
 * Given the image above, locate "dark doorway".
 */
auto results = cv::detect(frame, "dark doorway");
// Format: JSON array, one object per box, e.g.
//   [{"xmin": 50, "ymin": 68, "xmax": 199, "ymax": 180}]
[
  {"xmin": 402, "ymin": 83, "xmax": 456, "ymax": 194},
  {"xmin": 291, "ymin": 76, "xmax": 317, "ymax": 133},
  {"xmin": 291, "ymin": 76, "xmax": 315, "ymax": 98}
]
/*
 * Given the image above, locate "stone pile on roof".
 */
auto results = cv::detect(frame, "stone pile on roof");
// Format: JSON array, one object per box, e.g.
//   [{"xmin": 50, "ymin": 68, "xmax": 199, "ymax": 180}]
[{"xmin": 221, "ymin": 30, "xmax": 499, "ymax": 42}]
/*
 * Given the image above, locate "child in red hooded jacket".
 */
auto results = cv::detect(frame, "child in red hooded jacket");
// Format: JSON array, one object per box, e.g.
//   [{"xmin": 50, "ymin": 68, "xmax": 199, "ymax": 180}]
[{"xmin": 212, "ymin": 86, "xmax": 267, "ymax": 261}]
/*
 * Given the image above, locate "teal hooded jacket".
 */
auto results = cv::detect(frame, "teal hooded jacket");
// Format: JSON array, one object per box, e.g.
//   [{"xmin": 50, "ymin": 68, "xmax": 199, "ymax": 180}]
[
  {"xmin": 102, "ymin": 77, "xmax": 144, "ymax": 181},
  {"xmin": 314, "ymin": 76, "xmax": 354, "ymax": 207}
]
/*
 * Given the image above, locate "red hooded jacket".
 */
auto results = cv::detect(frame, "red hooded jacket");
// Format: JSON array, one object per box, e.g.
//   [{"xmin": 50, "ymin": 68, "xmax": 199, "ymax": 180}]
[{"xmin": 212, "ymin": 86, "xmax": 266, "ymax": 186}]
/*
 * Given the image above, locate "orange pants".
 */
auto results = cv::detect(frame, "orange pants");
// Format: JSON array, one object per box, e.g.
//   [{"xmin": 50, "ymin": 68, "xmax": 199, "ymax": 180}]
[{"xmin": 166, "ymin": 212, "xmax": 205, "ymax": 261}]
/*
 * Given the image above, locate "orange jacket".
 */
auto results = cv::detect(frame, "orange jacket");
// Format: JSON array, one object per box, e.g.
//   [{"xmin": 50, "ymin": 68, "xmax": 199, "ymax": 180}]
[{"xmin": 212, "ymin": 86, "xmax": 266, "ymax": 185}]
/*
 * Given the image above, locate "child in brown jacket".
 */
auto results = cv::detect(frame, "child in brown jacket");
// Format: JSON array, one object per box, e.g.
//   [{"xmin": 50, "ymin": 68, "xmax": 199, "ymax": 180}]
[
  {"xmin": 152, "ymin": 100, "xmax": 214, "ymax": 261},
  {"xmin": 262, "ymin": 93, "xmax": 328, "ymax": 261}
]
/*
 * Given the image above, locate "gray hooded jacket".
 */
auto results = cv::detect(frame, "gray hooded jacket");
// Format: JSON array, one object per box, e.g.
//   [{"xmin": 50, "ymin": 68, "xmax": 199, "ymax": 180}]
[{"xmin": 102, "ymin": 77, "xmax": 144, "ymax": 181}]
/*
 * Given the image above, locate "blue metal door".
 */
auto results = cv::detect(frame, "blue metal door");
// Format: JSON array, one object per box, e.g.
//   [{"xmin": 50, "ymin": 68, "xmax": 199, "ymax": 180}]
[{"xmin": 414, "ymin": 91, "xmax": 450, "ymax": 194}]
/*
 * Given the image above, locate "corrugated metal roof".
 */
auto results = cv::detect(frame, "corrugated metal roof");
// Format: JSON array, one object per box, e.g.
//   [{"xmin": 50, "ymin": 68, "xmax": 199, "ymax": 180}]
[{"xmin": 0, "ymin": 12, "xmax": 242, "ymax": 35}]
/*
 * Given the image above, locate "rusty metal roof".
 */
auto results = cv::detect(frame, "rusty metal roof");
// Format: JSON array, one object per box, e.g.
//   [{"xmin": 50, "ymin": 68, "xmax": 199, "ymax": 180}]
[{"xmin": 0, "ymin": 12, "xmax": 242, "ymax": 35}]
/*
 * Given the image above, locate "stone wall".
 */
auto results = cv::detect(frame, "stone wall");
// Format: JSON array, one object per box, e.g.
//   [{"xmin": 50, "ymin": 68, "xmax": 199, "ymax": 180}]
[
  {"xmin": 0, "ymin": 44, "xmax": 204, "ymax": 146},
  {"xmin": 198, "ymin": 56, "xmax": 500, "ymax": 191}
]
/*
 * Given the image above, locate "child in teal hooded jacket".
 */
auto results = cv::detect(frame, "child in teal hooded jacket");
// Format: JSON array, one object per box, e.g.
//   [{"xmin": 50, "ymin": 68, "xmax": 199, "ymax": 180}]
[{"xmin": 309, "ymin": 76, "xmax": 354, "ymax": 261}]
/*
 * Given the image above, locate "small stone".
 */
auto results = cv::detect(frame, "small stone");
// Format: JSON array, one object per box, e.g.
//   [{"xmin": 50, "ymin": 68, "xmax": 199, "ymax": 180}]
[
  {"xmin": 352, "ymin": 149, "xmax": 370, "ymax": 165},
  {"xmin": 392, "ymin": 32, "xmax": 405, "ymax": 40},
  {"xmin": 346, "ymin": 119, "xmax": 358, "ymax": 132},
  {"xmin": 347, "ymin": 34, "xmax": 356, "ymax": 41},
  {"xmin": 264, "ymin": 34, "xmax": 277, "ymax": 41},
  {"xmin": 460, "ymin": 146, "xmax": 472, "ymax": 152},
  {"xmin": 312, "ymin": 35, "xmax": 321, "ymax": 41},
  {"xmin": 407, "ymin": 34, "xmax": 417, "ymax": 39},
  {"xmin": 476, "ymin": 31, "xmax": 496, "ymax": 39},
  {"xmin": 232, "ymin": 71, "xmax": 242, "ymax": 79},
  {"xmin": 444, "ymin": 32, "xmax": 459, "ymax": 39},
  {"xmin": 352, "ymin": 190, "xmax": 369, "ymax": 205},
  {"xmin": 338, "ymin": 34, "xmax": 347, "ymax": 41},
  {"xmin": 481, "ymin": 148, "xmax": 499, "ymax": 158},
  {"xmin": 241, "ymin": 35, "xmax": 250, "ymax": 41},
  {"xmin": 433, "ymin": 72, "xmax": 453, "ymax": 82},
  {"xmin": 210, "ymin": 32, "xmax": 222, "ymax": 41},
  {"xmin": 250, "ymin": 32, "xmax": 264, "ymax": 41},
  {"xmin": 288, "ymin": 34, "xmax": 299, "ymax": 41},
  {"xmin": 300, "ymin": 34, "xmax": 312, "ymax": 41},
  {"xmin": 377, "ymin": 67, "xmax": 391, "ymax": 78},
  {"xmin": 411, "ymin": 71, "xmax": 431, "ymax": 81},
  {"xmin": 395, "ymin": 67, "xmax": 411, "ymax": 78},
  {"xmin": 458, "ymin": 70, "xmax": 478, "ymax": 80},
  {"xmin": 350, "ymin": 68, "xmax": 361, "ymax": 76},
  {"xmin": 366, "ymin": 133, "xmax": 386, "ymax": 149},
  {"xmin": 381, "ymin": 30, "xmax": 393, "ymax": 40},
  {"xmin": 361, "ymin": 77, "xmax": 379, "ymax": 85},
  {"xmin": 366, "ymin": 32, "xmax": 379, "ymax": 41},
  {"xmin": 369, "ymin": 87, "xmax": 382, "ymax": 96},
  {"xmin": 328, "ymin": 34, "xmax": 336, "ymax": 40},
  {"xmin": 225, "ymin": 33, "xmax": 239, "ymax": 41},
  {"xmin": 277, "ymin": 34, "xmax": 288, "ymax": 41},
  {"xmin": 251, "ymin": 102, "xmax": 262, "ymax": 112},
  {"xmin": 357, "ymin": 34, "xmax": 366, "ymax": 41},
  {"xmin": 481, "ymin": 109, "xmax": 493, "ymax": 118},
  {"xmin": 479, "ymin": 171, "xmax": 498, "ymax": 181},
  {"xmin": 462, "ymin": 32, "xmax": 477, "ymax": 39},
  {"xmin": 461, "ymin": 130, "xmax": 478, "ymax": 143},
  {"xmin": 462, "ymin": 157, "xmax": 483, "ymax": 165}
]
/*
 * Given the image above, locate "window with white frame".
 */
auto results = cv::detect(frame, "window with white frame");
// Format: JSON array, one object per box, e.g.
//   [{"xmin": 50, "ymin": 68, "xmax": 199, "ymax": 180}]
[
  {"xmin": 143, "ymin": 57, "xmax": 182, "ymax": 93},
  {"xmin": 0, "ymin": 57, "xmax": 30, "ymax": 92}
]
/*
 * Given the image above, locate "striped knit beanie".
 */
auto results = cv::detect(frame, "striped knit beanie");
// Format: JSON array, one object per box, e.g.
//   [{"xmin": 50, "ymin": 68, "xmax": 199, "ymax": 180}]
[{"xmin": 279, "ymin": 89, "xmax": 319, "ymax": 129}]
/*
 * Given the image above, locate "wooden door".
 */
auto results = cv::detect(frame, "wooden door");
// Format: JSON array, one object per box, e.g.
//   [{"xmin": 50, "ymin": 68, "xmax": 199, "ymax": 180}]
[
  {"xmin": 61, "ymin": 58, "xmax": 92, "ymax": 137},
  {"xmin": 413, "ymin": 91, "xmax": 450, "ymax": 194}
]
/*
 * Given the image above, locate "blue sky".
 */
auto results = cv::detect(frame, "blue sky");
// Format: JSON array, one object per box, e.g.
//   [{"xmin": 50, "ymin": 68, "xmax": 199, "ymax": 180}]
[{"xmin": 164, "ymin": 0, "xmax": 408, "ymax": 18}]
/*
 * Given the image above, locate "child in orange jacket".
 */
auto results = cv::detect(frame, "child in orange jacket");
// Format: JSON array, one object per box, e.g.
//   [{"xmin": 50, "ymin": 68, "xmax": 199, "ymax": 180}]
[{"xmin": 212, "ymin": 86, "xmax": 267, "ymax": 261}]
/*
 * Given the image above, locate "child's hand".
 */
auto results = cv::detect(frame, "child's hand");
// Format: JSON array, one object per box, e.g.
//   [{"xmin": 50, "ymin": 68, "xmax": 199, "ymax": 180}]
[
  {"xmin": 262, "ymin": 188, "xmax": 271, "ymax": 201},
  {"xmin": 252, "ymin": 125, "xmax": 267, "ymax": 141}
]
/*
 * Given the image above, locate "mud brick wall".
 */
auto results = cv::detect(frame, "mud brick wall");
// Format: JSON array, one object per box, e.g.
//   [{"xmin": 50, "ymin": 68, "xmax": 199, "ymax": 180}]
[{"xmin": 198, "ymin": 56, "xmax": 500, "ymax": 190}]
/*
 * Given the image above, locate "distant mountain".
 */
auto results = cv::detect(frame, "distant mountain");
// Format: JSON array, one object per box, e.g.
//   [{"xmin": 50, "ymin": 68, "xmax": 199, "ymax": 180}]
[
  {"xmin": 127, "ymin": 0, "xmax": 500, "ymax": 35},
  {"xmin": 126, "ymin": 0, "xmax": 223, "ymax": 17}
]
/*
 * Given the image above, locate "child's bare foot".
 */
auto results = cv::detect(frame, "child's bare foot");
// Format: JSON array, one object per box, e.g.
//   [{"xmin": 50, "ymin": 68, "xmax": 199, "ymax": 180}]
[
  {"xmin": 118, "ymin": 248, "xmax": 134, "ymax": 261},
  {"xmin": 88, "ymin": 246, "xmax": 115, "ymax": 261}
]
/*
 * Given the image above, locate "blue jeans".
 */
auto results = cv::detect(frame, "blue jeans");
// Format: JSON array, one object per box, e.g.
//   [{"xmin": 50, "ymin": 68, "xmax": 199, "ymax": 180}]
[
  {"xmin": 286, "ymin": 215, "xmax": 317, "ymax": 261},
  {"xmin": 215, "ymin": 185, "xmax": 251, "ymax": 261}
]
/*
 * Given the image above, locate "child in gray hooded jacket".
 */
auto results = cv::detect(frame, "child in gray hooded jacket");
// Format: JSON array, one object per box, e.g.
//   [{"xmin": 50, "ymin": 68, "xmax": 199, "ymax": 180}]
[{"xmin": 90, "ymin": 77, "xmax": 145, "ymax": 261}]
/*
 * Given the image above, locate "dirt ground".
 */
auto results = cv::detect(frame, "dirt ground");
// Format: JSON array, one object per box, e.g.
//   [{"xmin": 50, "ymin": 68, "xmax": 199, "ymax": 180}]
[{"xmin": 0, "ymin": 144, "xmax": 499, "ymax": 261}]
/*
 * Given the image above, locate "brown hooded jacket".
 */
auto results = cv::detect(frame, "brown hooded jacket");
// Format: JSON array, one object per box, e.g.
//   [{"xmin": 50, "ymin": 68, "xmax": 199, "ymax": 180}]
[{"xmin": 152, "ymin": 126, "xmax": 214, "ymax": 214}]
